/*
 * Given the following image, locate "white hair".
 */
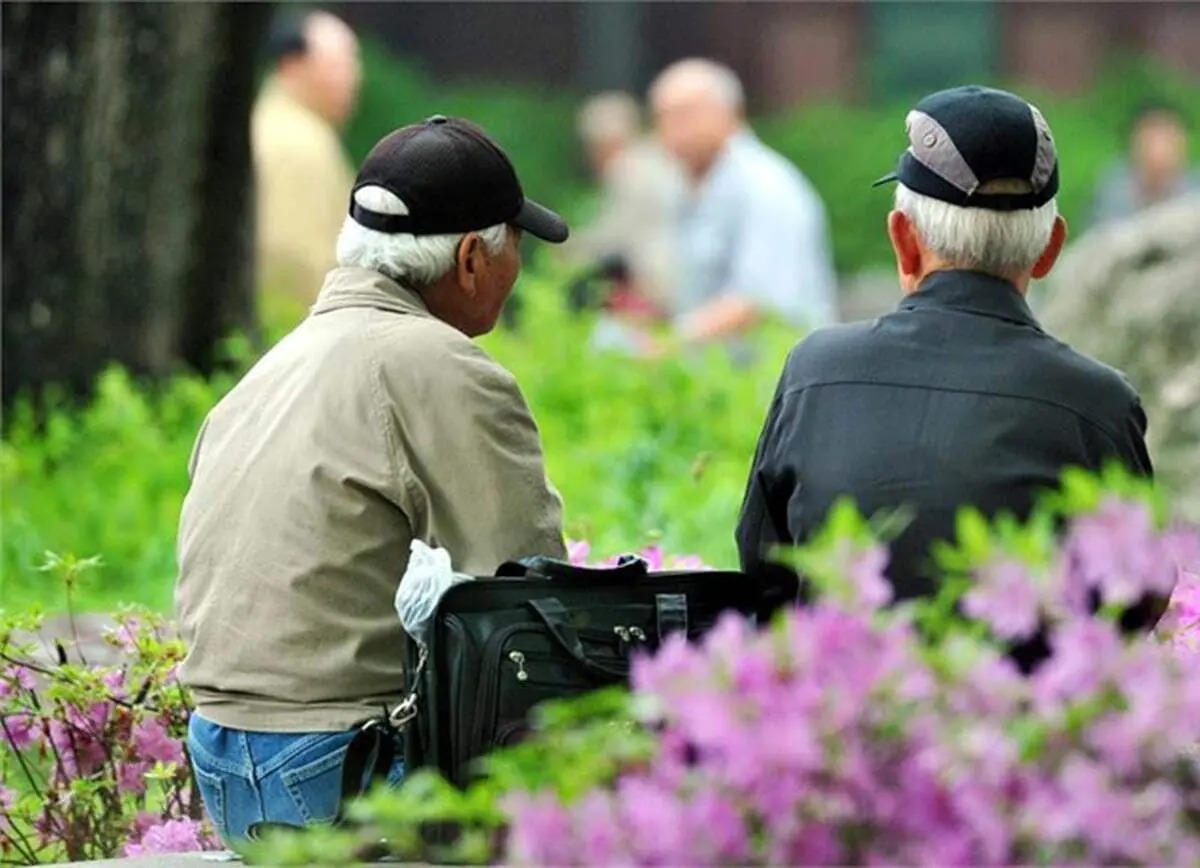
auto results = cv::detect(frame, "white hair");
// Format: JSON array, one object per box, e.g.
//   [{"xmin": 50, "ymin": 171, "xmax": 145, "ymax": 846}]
[
  {"xmin": 335, "ymin": 186, "xmax": 507, "ymax": 287},
  {"xmin": 649, "ymin": 58, "xmax": 745, "ymax": 111},
  {"xmin": 895, "ymin": 179, "xmax": 1058, "ymax": 276},
  {"xmin": 577, "ymin": 91, "xmax": 642, "ymax": 145}
]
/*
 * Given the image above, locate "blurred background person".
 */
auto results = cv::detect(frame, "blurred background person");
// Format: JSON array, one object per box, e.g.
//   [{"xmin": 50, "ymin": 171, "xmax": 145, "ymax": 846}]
[
  {"xmin": 650, "ymin": 58, "xmax": 838, "ymax": 357},
  {"xmin": 253, "ymin": 9, "xmax": 362, "ymax": 317},
  {"xmin": 560, "ymin": 92, "xmax": 682, "ymax": 320},
  {"xmin": 1090, "ymin": 100, "xmax": 1199, "ymax": 229}
]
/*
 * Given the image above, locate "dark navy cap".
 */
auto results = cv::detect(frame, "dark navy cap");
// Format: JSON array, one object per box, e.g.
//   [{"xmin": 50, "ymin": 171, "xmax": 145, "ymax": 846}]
[
  {"xmin": 350, "ymin": 115, "xmax": 569, "ymax": 243},
  {"xmin": 873, "ymin": 85, "xmax": 1059, "ymax": 211}
]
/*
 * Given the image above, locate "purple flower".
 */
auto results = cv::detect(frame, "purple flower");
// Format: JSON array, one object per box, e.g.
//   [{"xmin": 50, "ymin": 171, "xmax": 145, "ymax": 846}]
[
  {"xmin": 565, "ymin": 540, "xmax": 590, "ymax": 566},
  {"xmin": 0, "ymin": 712, "xmax": 41, "ymax": 751},
  {"xmin": 962, "ymin": 560, "xmax": 1042, "ymax": 640},
  {"xmin": 848, "ymin": 544, "xmax": 894, "ymax": 610},
  {"xmin": 124, "ymin": 819, "xmax": 210, "ymax": 856},
  {"xmin": 133, "ymin": 717, "xmax": 184, "ymax": 766},
  {"xmin": 0, "ymin": 665, "xmax": 37, "ymax": 699},
  {"xmin": 118, "ymin": 760, "xmax": 151, "ymax": 795},
  {"xmin": 502, "ymin": 792, "xmax": 576, "ymax": 865}
]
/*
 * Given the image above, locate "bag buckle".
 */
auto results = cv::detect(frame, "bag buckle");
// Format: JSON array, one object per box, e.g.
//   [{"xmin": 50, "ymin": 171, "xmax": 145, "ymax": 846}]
[
  {"xmin": 384, "ymin": 644, "xmax": 428, "ymax": 730},
  {"xmin": 387, "ymin": 694, "xmax": 418, "ymax": 728}
]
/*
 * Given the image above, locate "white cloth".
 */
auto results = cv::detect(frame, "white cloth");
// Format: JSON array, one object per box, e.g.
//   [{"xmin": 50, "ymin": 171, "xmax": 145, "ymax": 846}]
[{"xmin": 394, "ymin": 540, "xmax": 473, "ymax": 647}]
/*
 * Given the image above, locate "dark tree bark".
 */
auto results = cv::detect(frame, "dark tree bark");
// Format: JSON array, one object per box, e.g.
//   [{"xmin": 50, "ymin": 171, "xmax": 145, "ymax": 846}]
[{"xmin": 2, "ymin": 1, "xmax": 272, "ymax": 409}]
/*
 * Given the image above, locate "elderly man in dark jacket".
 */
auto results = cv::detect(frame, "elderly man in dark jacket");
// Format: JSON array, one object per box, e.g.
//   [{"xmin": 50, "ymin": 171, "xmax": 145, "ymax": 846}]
[{"xmin": 736, "ymin": 86, "xmax": 1158, "ymax": 665}]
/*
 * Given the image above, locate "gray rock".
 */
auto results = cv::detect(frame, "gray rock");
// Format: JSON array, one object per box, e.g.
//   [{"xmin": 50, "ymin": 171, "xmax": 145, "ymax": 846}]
[
  {"xmin": 1036, "ymin": 193, "xmax": 1200, "ymax": 523},
  {"xmin": 838, "ymin": 269, "xmax": 901, "ymax": 323}
]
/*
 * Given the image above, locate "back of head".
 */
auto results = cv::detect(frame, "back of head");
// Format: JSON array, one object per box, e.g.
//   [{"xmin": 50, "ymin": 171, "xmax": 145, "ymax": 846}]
[
  {"xmin": 269, "ymin": 9, "xmax": 361, "ymax": 128},
  {"xmin": 895, "ymin": 180, "xmax": 1059, "ymax": 278},
  {"xmin": 577, "ymin": 92, "xmax": 642, "ymax": 148},
  {"xmin": 333, "ymin": 116, "xmax": 569, "ymax": 336},
  {"xmin": 877, "ymin": 85, "xmax": 1066, "ymax": 286},
  {"xmin": 648, "ymin": 58, "xmax": 745, "ymax": 176},
  {"xmin": 1126, "ymin": 99, "xmax": 1190, "ymax": 187}
]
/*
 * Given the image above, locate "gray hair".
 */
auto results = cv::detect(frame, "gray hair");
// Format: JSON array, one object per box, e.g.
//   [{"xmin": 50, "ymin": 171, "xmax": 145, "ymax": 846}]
[
  {"xmin": 335, "ymin": 186, "xmax": 507, "ymax": 287},
  {"xmin": 895, "ymin": 180, "xmax": 1058, "ymax": 277},
  {"xmin": 648, "ymin": 58, "xmax": 745, "ymax": 111},
  {"xmin": 577, "ymin": 92, "xmax": 642, "ymax": 145}
]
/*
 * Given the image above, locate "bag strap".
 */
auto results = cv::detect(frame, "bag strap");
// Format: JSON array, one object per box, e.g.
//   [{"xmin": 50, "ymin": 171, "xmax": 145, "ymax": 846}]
[
  {"xmin": 497, "ymin": 554, "xmax": 648, "ymax": 582},
  {"xmin": 655, "ymin": 593, "xmax": 689, "ymax": 639},
  {"xmin": 528, "ymin": 597, "xmax": 629, "ymax": 679}
]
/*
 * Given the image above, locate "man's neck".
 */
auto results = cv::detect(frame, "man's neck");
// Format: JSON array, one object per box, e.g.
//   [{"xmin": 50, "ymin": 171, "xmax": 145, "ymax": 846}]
[{"xmin": 272, "ymin": 74, "xmax": 329, "ymax": 126}]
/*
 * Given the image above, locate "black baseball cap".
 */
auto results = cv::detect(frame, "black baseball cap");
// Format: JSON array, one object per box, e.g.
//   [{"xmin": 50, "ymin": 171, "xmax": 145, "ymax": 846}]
[
  {"xmin": 873, "ymin": 85, "xmax": 1059, "ymax": 211},
  {"xmin": 349, "ymin": 115, "xmax": 569, "ymax": 243}
]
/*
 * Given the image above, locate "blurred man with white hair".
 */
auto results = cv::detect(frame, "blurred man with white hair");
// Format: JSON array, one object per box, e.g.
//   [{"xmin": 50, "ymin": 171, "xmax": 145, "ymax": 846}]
[
  {"xmin": 561, "ymin": 91, "xmax": 683, "ymax": 317},
  {"xmin": 649, "ymin": 58, "xmax": 838, "ymax": 352},
  {"xmin": 177, "ymin": 116, "xmax": 569, "ymax": 844},
  {"xmin": 253, "ymin": 9, "xmax": 361, "ymax": 311},
  {"xmin": 738, "ymin": 87, "xmax": 1158, "ymax": 667}
]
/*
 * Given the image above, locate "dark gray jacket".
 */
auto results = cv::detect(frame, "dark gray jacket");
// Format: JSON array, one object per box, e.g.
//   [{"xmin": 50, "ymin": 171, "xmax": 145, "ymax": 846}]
[{"xmin": 737, "ymin": 270, "xmax": 1152, "ymax": 603}]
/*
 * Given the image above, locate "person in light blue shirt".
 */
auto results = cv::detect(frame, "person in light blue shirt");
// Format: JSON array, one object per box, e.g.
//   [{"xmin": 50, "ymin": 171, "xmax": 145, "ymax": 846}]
[
  {"xmin": 1090, "ymin": 100, "xmax": 1200, "ymax": 230},
  {"xmin": 649, "ymin": 58, "xmax": 838, "ymax": 350}
]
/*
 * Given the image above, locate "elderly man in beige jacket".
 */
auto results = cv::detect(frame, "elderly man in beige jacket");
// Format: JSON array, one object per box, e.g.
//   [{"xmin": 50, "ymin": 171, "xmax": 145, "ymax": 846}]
[
  {"xmin": 253, "ymin": 10, "xmax": 360, "ymax": 314},
  {"xmin": 177, "ymin": 115, "xmax": 570, "ymax": 844}
]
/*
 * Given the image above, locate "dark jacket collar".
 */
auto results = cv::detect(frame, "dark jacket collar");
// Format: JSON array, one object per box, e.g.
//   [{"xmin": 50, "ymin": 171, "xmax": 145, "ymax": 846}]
[{"xmin": 898, "ymin": 270, "xmax": 1042, "ymax": 330}]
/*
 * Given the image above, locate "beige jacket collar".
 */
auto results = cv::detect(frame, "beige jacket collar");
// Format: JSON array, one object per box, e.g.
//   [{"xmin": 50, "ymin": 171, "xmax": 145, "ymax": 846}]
[{"xmin": 311, "ymin": 266, "xmax": 433, "ymax": 318}]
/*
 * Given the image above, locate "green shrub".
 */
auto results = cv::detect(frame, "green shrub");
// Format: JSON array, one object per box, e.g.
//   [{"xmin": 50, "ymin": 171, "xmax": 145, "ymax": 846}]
[{"xmin": 0, "ymin": 271, "xmax": 796, "ymax": 613}]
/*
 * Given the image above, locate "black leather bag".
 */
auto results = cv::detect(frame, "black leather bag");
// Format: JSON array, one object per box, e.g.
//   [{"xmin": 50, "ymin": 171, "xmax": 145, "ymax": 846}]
[{"xmin": 399, "ymin": 554, "xmax": 798, "ymax": 789}]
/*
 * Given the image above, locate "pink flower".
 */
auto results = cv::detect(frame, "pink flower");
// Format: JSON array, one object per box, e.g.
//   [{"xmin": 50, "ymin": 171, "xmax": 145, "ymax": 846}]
[
  {"xmin": 0, "ymin": 712, "xmax": 41, "ymax": 751},
  {"xmin": 118, "ymin": 760, "xmax": 151, "ymax": 795},
  {"xmin": 848, "ymin": 545, "xmax": 893, "ymax": 611},
  {"xmin": 502, "ymin": 792, "xmax": 576, "ymax": 865},
  {"xmin": 132, "ymin": 717, "xmax": 184, "ymax": 766},
  {"xmin": 124, "ymin": 819, "xmax": 211, "ymax": 856},
  {"xmin": 109, "ymin": 617, "xmax": 144, "ymax": 655},
  {"xmin": 565, "ymin": 540, "xmax": 590, "ymax": 567},
  {"xmin": 0, "ymin": 665, "xmax": 37, "ymax": 698},
  {"xmin": 638, "ymin": 546, "xmax": 665, "ymax": 572},
  {"xmin": 963, "ymin": 560, "xmax": 1042, "ymax": 640}
]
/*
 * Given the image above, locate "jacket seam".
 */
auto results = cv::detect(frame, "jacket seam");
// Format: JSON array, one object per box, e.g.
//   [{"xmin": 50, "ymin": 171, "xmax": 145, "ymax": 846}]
[
  {"xmin": 363, "ymin": 323, "xmax": 424, "ymax": 524},
  {"xmin": 777, "ymin": 380, "xmax": 1135, "ymax": 449}
]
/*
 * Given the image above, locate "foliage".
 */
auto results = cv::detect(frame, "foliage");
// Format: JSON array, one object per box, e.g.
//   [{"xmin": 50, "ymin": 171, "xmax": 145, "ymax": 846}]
[
  {"xmin": 0, "ymin": 272, "xmax": 796, "ymax": 613},
  {"xmin": 240, "ymin": 467, "xmax": 1200, "ymax": 866},
  {"xmin": 349, "ymin": 45, "xmax": 1200, "ymax": 274},
  {"xmin": 0, "ymin": 555, "xmax": 213, "ymax": 864},
  {"xmin": 2, "ymin": 474, "xmax": 1198, "ymax": 864}
]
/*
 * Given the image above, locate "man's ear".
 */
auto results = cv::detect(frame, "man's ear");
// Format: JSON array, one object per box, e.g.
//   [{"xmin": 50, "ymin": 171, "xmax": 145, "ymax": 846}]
[
  {"xmin": 1031, "ymin": 215, "xmax": 1068, "ymax": 280},
  {"xmin": 887, "ymin": 209, "xmax": 922, "ymax": 280},
  {"xmin": 456, "ymin": 233, "xmax": 482, "ymax": 295}
]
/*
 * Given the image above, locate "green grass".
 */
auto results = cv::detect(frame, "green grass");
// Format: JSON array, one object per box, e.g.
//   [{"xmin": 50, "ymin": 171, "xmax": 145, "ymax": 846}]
[{"xmin": 0, "ymin": 268, "xmax": 796, "ymax": 614}]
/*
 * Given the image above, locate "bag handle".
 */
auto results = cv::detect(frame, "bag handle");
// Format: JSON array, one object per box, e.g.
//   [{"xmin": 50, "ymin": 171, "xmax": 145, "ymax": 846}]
[
  {"xmin": 497, "ymin": 553, "xmax": 649, "ymax": 583},
  {"xmin": 528, "ymin": 597, "xmax": 629, "ymax": 680}
]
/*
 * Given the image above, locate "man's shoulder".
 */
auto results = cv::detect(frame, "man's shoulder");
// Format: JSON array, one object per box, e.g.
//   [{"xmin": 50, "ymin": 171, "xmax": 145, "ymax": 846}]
[
  {"xmin": 370, "ymin": 315, "xmax": 518, "ymax": 391},
  {"xmin": 779, "ymin": 320, "xmax": 882, "ymax": 386},
  {"xmin": 1037, "ymin": 330, "xmax": 1142, "ymax": 411}
]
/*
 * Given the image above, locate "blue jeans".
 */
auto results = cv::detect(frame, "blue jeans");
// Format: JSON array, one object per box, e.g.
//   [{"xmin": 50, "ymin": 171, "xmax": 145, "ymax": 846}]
[{"xmin": 188, "ymin": 713, "xmax": 405, "ymax": 846}]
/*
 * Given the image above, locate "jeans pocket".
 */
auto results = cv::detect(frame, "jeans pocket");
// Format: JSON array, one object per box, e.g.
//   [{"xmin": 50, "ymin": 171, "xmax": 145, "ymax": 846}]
[
  {"xmin": 191, "ymin": 764, "xmax": 229, "ymax": 844},
  {"xmin": 279, "ymin": 742, "xmax": 351, "ymax": 826}
]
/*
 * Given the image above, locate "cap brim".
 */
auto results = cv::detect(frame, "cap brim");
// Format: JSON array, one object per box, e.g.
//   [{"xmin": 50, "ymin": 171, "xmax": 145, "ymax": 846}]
[
  {"xmin": 872, "ymin": 171, "xmax": 899, "ymax": 188},
  {"xmin": 514, "ymin": 199, "xmax": 569, "ymax": 244}
]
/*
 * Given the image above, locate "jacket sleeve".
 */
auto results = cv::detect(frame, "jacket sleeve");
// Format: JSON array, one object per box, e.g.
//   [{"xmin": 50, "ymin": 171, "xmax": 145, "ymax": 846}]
[
  {"xmin": 736, "ymin": 381, "xmax": 794, "ymax": 577},
  {"xmin": 381, "ymin": 336, "xmax": 567, "ymax": 576},
  {"xmin": 1121, "ymin": 398, "xmax": 1154, "ymax": 480}
]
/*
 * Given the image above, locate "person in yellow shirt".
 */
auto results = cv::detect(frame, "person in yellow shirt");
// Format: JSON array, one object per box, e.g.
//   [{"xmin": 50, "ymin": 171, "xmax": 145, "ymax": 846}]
[{"xmin": 253, "ymin": 10, "xmax": 361, "ymax": 322}]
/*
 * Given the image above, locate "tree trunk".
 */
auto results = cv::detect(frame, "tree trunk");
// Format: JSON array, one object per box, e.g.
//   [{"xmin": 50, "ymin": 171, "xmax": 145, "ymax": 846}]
[{"xmin": 1, "ymin": 1, "xmax": 271, "ymax": 409}]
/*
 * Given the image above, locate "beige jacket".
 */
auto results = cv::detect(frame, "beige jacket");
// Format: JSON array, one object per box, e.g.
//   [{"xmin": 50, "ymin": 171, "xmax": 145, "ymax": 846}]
[
  {"xmin": 252, "ymin": 80, "xmax": 356, "ymax": 305},
  {"xmin": 176, "ymin": 267, "xmax": 567, "ymax": 732}
]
